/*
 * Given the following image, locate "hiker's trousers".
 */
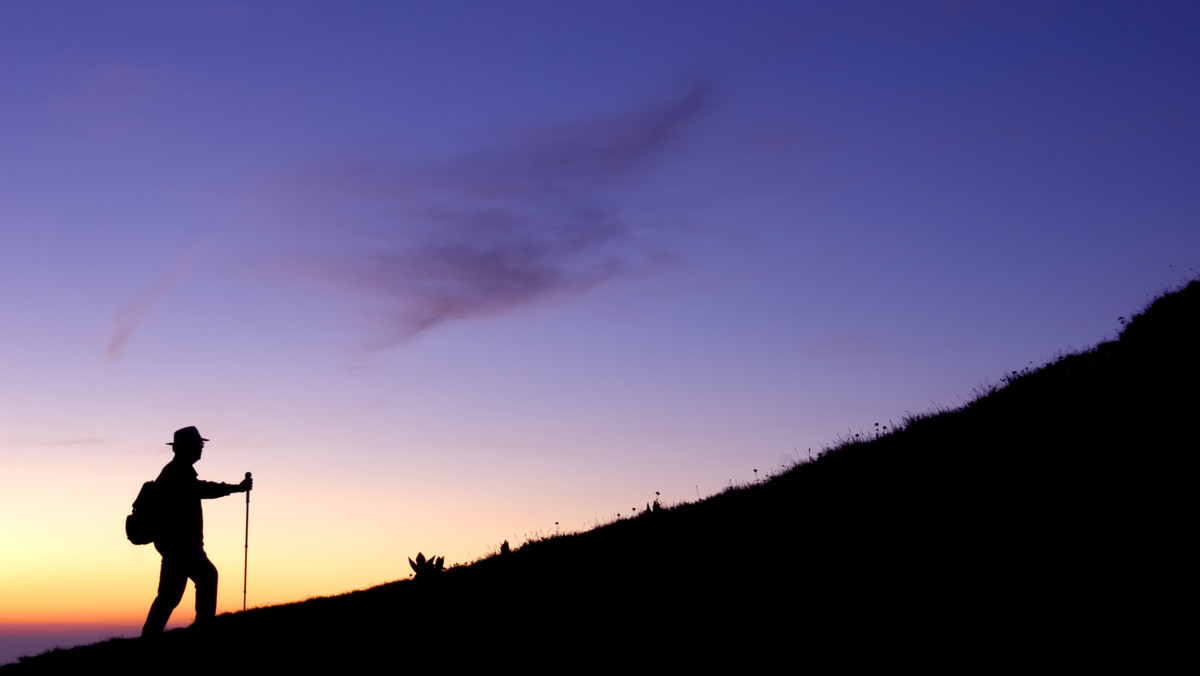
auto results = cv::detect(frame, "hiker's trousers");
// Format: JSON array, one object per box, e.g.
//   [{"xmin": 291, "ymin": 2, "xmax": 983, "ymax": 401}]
[{"xmin": 141, "ymin": 545, "xmax": 218, "ymax": 637}]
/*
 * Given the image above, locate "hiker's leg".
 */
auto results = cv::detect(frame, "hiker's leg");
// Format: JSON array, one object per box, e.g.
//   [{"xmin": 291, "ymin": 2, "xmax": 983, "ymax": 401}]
[
  {"xmin": 190, "ymin": 548, "xmax": 219, "ymax": 626},
  {"xmin": 142, "ymin": 551, "xmax": 187, "ymax": 637}
]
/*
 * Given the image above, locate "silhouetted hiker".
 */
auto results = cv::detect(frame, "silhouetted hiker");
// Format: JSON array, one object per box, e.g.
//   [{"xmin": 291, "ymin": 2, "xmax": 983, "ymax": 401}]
[{"xmin": 141, "ymin": 426, "xmax": 252, "ymax": 638}]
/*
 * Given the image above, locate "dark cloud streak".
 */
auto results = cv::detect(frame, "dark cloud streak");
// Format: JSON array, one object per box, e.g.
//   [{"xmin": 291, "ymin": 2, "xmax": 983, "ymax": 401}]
[
  {"xmin": 290, "ymin": 83, "xmax": 713, "ymax": 348},
  {"xmin": 437, "ymin": 82, "xmax": 713, "ymax": 195}
]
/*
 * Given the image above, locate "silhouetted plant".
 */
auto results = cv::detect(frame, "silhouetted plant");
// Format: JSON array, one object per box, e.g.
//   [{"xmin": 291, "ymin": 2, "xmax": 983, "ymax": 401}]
[
  {"xmin": 499, "ymin": 540, "xmax": 511, "ymax": 556},
  {"xmin": 409, "ymin": 552, "xmax": 444, "ymax": 581}
]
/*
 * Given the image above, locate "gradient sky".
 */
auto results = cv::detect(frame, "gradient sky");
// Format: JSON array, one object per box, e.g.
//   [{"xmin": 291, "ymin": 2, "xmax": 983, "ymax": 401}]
[{"xmin": 3, "ymin": 0, "xmax": 1199, "ymax": 658}]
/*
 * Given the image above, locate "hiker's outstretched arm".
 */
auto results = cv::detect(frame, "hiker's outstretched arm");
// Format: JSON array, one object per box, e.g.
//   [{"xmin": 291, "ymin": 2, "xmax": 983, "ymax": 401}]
[{"xmin": 196, "ymin": 479, "xmax": 248, "ymax": 499}]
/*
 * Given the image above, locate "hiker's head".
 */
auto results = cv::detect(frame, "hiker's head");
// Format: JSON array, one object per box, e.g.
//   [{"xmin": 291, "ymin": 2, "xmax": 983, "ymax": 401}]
[{"xmin": 167, "ymin": 426, "xmax": 208, "ymax": 461}]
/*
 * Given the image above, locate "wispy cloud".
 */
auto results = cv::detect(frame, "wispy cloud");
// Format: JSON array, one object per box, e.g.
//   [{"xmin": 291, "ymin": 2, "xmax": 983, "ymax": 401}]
[
  {"xmin": 279, "ymin": 83, "xmax": 712, "ymax": 348},
  {"xmin": 107, "ymin": 236, "xmax": 215, "ymax": 360}
]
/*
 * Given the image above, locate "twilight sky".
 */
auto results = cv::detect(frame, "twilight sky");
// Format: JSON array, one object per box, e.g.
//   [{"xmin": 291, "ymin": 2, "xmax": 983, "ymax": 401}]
[{"xmin": 2, "ymin": 0, "xmax": 1199, "ymax": 652}]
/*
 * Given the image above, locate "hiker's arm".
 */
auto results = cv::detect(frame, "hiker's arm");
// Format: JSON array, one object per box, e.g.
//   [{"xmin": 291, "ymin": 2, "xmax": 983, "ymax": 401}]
[{"xmin": 196, "ymin": 478, "xmax": 250, "ymax": 499}]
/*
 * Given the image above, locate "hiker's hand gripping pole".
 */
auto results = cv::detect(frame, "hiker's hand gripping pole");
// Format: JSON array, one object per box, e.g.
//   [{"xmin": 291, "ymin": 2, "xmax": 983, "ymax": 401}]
[{"xmin": 243, "ymin": 471, "xmax": 251, "ymax": 612}]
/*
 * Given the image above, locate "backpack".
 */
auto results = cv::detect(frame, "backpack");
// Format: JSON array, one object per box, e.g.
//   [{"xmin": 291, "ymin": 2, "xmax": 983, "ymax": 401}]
[{"xmin": 126, "ymin": 480, "xmax": 162, "ymax": 545}]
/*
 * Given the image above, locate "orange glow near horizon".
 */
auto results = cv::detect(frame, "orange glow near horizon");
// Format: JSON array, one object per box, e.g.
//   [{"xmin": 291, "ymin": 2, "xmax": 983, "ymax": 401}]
[{"xmin": 0, "ymin": 448, "xmax": 590, "ymax": 633}]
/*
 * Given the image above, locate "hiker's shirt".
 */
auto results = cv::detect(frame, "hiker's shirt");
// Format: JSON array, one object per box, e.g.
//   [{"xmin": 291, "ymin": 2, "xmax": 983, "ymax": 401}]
[{"xmin": 154, "ymin": 457, "xmax": 239, "ymax": 551}]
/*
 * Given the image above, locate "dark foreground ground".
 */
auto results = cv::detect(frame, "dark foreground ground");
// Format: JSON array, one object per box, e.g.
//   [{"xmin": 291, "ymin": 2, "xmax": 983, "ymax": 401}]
[{"xmin": 6, "ymin": 282, "xmax": 1196, "ymax": 672}]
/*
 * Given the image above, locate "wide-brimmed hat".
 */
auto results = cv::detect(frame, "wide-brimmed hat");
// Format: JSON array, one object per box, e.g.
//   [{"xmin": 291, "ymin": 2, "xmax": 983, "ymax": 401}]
[{"xmin": 166, "ymin": 426, "xmax": 209, "ymax": 446}]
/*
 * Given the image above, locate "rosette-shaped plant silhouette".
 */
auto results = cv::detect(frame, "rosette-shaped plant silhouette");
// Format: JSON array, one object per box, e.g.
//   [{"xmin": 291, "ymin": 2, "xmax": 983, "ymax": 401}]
[{"xmin": 409, "ymin": 552, "xmax": 445, "ymax": 581}]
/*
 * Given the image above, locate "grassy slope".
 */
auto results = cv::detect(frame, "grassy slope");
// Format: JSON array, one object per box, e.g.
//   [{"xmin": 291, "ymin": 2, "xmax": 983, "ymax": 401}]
[{"xmin": 6, "ymin": 281, "xmax": 1196, "ymax": 672}]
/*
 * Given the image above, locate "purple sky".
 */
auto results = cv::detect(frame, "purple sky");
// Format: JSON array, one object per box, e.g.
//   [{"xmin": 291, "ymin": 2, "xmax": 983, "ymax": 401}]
[{"xmin": 2, "ymin": 0, "xmax": 1198, "ymax": 656}]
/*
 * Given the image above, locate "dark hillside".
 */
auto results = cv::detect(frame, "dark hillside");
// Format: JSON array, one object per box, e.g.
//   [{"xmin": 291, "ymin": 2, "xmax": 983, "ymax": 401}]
[{"xmin": 7, "ymin": 281, "xmax": 1196, "ymax": 671}]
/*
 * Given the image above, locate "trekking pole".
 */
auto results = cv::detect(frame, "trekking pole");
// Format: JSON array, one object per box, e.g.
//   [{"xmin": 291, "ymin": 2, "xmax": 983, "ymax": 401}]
[{"xmin": 243, "ymin": 471, "xmax": 251, "ymax": 612}]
